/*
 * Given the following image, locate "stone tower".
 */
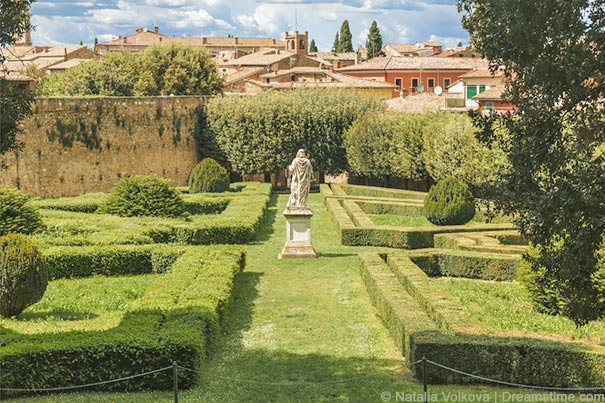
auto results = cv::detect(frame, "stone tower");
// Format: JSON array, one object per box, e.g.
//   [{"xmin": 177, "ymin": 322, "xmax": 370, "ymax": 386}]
[
  {"xmin": 16, "ymin": 11, "xmax": 32, "ymax": 46},
  {"xmin": 284, "ymin": 31, "xmax": 308, "ymax": 55}
]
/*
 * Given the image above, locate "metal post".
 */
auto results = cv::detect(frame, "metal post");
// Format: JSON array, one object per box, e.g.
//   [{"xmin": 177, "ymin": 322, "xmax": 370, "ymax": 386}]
[
  {"xmin": 173, "ymin": 361, "xmax": 179, "ymax": 403},
  {"xmin": 422, "ymin": 356, "xmax": 428, "ymax": 403}
]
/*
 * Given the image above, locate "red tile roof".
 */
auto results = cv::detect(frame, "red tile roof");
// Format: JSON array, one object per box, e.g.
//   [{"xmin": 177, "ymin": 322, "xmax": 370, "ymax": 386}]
[
  {"xmin": 473, "ymin": 85, "xmax": 508, "ymax": 101},
  {"xmin": 338, "ymin": 56, "xmax": 489, "ymax": 72}
]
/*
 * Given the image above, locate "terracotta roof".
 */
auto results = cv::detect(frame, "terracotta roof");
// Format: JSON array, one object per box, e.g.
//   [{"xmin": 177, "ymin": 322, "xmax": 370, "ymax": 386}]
[
  {"xmin": 36, "ymin": 45, "xmax": 89, "ymax": 57},
  {"xmin": 97, "ymin": 31, "xmax": 169, "ymax": 47},
  {"xmin": 47, "ymin": 58, "xmax": 89, "ymax": 71},
  {"xmin": 221, "ymin": 49, "xmax": 295, "ymax": 67},
  {"xmin": 338, "ymin": 56, "xmax": 489, "ymax": 72},
  {"xmin": 259, "ymin": 66, "xmax": 325, "ymax": 79},
  {"xmin": 384, "ymin": 43, "xmax": 426, "ymax": 53},
  {"xmin": 459, "ymin": 69, "xmax": 504, "ymax": 79},
  {"xmin": 225, "ymin": 67, "xmax": 264, "ymax": 84},
  {"xmin": 473, "ymin": 85, "xmax": 507, "ymax": 101},
  {"xmin": 314, "ymin": 52, "xmax": 358, "ymax": 61},
  {"xmin": 0, "ymin": 71, "xmax": 33, "ymax": 81},
  {"xmin": 248, "ymin": 71, "xmax": 395, "ymax": 89}
]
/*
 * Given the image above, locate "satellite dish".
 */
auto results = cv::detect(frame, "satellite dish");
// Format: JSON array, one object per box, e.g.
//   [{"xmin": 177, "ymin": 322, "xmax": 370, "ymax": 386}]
[
  {"xmin": 434, "ymin": 85, "xmax": 443, "ymax": 96},
  {"xmin": 417, "ymin": 84, "xmax": 425, "ymax": 93}
]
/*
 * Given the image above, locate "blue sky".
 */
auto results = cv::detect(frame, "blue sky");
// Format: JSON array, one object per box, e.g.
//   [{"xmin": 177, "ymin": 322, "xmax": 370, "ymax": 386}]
[{"xmin": 30, "ymin": 0, "xmax": 469, "ymax": 51}]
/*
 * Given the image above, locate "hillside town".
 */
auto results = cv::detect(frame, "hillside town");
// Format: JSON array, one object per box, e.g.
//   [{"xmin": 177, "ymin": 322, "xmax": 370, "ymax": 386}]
[{"xmin": 2, "ymin": 17, "xmax": 513, "ymax": 114}]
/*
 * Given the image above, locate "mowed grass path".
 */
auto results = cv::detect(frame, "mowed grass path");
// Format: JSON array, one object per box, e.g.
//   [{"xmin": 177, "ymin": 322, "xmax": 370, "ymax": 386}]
[{"xmin": 9, "ymin": 194, "xmax": 547, "ymax": 403}]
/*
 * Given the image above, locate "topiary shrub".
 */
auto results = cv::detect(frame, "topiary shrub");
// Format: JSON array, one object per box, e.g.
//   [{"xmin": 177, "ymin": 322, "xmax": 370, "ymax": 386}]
[
  {"xmin": 423, "ymin": 177, "xmax": 475, "ymax": 225},
  {"xmin": 188, "ymin": 158, "xmax": 230, "ymax": 193},
  {"xmin": 0, "ymin": 186, "xmax": 44, "ymax": 236},
  {"xmin": 100, "ymin": 175, "xmax": 186, "ymax": 218},
  {"xmin": 0, "ymin": 233, "xmax": 48, "ymax": 317}
]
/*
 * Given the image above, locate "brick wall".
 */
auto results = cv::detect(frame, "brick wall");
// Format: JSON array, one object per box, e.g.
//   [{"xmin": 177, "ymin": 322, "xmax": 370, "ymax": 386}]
[{"xmin": 0, "ymin": 96, "xmax": 206, "ymax": 197}]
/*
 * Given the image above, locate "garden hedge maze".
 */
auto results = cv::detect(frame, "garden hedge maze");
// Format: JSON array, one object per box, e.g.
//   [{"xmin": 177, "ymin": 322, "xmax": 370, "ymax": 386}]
[
  {"xmin": 322, "ymin": 183, "xmax": 605, "ymax": 388},
  {"xmin": 0, "ymin": 183, "xmax": 271, "ymax": 396}
]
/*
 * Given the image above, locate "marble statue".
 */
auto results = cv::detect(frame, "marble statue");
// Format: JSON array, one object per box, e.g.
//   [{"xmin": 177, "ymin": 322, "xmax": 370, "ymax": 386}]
[{"xmin": 287, "ymin": 149, "xmax": 312, "ymax": 210}]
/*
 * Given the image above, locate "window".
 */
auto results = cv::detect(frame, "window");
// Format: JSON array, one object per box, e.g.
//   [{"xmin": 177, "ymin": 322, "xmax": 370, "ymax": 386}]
[
  {"xmin": 427, "ymin": 78, "xmax": 435, "ymax": 88},
  {"xmin": 466, "ymin": 85, "xmax": 478, "ymax": 100},
  {"xmin": 411, "ymin": 78, "xmax": 419, "ymax": 89},
  {"xmin": 486, "ymin": 102, "xmax": 494, "ymax": 113},
  {"xmin": 299, "ymin": 39, "xmax": 305, "ymax": 49},
  {"xmin": 394, "ymin": 78, "xmax": 403, "ymax": 90},
  {"xmin": 264, "ymin": 78, "xmax": 270, "ymax": 84},
  {"xmin": 479, "ymin": 85, "xmax": 486, "ymax": 93},
  {"xmin": 290, "ymin": 75, "xmax": 296, "ymax": 82},
  {"xmin": 444, "ymin": 78, "xmax": 451, "ymax": 89}
]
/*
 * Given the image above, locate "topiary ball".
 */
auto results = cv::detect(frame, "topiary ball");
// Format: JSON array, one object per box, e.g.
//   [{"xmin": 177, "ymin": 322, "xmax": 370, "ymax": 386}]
[
  {"xmin": 188, "ymin": 158, "xmax": 230, "ymax": 193},
  {"xmin": 100, "ymin": 175, "xmax": 186, "ymax": 218},
  {"xmin": 0, "ymin": 233, "xmax": 48, "ymax": 317},
  {"xmin": 423, "ymin": 177, "xmax": 475, "ymax": 225},
  {"xmin": 0, "ymin": 186, "xmax": 44, "ymax": 236}
]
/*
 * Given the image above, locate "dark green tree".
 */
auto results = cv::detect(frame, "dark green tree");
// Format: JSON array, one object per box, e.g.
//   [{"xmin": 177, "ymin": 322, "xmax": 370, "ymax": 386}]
[
  {"xmin": 365, "ymin": 20, "xmax": 384, "ymax": 59},
  {"xmin": 332, "ymin": 31, "xmax": 340, "ymax": 53},
  {"xmin": 0, "ymin": 0, "xmax": 35, "ymax": 162},
  {"xmin": 457, "ymin": 40, "xmax": 463, "ymax": 47},
  {"xmin": 459, "ymin": 0, "xmax": 605, "ymax": 325},
  {"xmin": 338, "ymin": 20, "xmax": 353, "ymax": 52},
  {"xmin": 309, "ymin": 39, "xmax": 318, "ymax": 53}
]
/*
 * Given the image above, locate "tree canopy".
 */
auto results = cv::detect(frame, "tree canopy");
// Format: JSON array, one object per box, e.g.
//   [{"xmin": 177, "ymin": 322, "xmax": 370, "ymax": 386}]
[
  {"xmin": 1, "ymin": 0, "xmax": 35, "ymax": 161},
  {"xmin": 41, "ymin": 42, "xmax": 223, "ymax": 97},
  {"xmin": 460, "ymin": 0, "xmax": 605, "ymax": 324},
  {"xmin": 365, "ymin": 21, "xmax": 384, "ymax": 59},
  {"xmin": 205, "ymin": 89, "xmax": 382, "ymax": 177},
  {"xmin": 309, "ymin": 39, "xmax": 318, "ymax": 53}
]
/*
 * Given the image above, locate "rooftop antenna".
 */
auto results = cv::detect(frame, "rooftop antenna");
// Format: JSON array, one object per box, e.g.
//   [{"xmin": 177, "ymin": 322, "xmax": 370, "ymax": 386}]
[{"xmin": 295, "ymin": 8, "xmax": 298, "ymax": 31}]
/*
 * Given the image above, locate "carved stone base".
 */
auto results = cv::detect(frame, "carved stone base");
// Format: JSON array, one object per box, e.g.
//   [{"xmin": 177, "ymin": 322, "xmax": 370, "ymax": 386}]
[{"xmin": 278, "ymin": 208, "xmax": 318, "ymax": 259}]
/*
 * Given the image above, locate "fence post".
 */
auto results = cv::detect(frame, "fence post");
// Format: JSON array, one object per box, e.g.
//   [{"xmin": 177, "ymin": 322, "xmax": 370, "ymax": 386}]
[
  {"xmin": 173, "ymin": 361, "xmax": 179, "ymax": 403},
  {"xmin": 422, "ymin": 356, "xmax": 428, "ymax": 403}
]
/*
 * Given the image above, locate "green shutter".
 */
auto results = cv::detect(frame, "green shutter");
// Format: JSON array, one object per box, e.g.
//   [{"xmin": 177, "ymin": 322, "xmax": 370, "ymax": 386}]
[
  {"xmin": 479, "ymin": 85, "xmax": 486, "ymax": 93},
  {"xmin": 467, "ymin": 85, "xmax": 478, "ymax": 100}
]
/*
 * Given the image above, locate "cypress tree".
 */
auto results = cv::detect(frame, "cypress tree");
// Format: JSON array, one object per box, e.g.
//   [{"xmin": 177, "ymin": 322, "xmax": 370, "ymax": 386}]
[
  {"xmin": 332, "ymin": 32, "xmax": 339, "ymax": 53},
  {"xmin": 338, "ymin": 20, "xmax": 353, "ymax": 52},
  {"xmin": 309, "ymin": 39, "xmax": 318, "ymax": 52},
  {"xmin": 365, "ymin": 20, "xmax": 384, "ymax": 59}
]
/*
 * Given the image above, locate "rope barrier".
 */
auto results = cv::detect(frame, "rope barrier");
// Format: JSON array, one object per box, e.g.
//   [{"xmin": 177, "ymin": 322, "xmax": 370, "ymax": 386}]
[
  {"xmin": 177, "ymin": 365, "xmax": 381, "ymax": 386},
  {"xmin": 0, "ymin": 365, "xmax": 173, "ymax": 393},
  {"xmin": 414, "ymin": 358, "xmax": 605, "ymax": 392}
]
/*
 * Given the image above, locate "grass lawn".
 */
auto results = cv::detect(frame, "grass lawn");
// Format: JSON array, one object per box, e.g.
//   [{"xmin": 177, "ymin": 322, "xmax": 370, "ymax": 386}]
[
  {"xmin": 6, "ymin": 194, "xmax": 576, "ymax": 402},
  {"xmin": 437, "ymin": 277, "xmax": 605, "ymax": 345},
  {"xmin": 1, "ymin": 275, "xmax": 155, "ymax": 335}
]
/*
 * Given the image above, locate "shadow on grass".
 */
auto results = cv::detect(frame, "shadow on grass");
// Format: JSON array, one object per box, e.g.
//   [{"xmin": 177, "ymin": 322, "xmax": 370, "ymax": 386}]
[
  {"xmin": 250, "ymin": 193, "xmax": 279, "ymax": 244},
  {"xmin": 318, "ymin": 253, "xmax": 358, "ymax": 258}
]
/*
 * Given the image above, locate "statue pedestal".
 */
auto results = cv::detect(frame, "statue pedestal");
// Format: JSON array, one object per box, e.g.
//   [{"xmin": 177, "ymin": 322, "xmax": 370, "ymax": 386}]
[{"xmin": 278, "ymin": 208, "xmax": 318, "ymax": 259}]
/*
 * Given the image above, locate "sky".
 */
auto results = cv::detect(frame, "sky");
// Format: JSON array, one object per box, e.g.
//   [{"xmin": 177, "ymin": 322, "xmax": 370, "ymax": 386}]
[{"xmin": 29, "ymin": 0, "xmax": 470, "ymax": 52}]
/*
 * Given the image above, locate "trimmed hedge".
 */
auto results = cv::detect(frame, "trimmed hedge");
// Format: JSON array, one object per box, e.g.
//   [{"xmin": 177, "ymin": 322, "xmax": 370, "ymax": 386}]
[
  {"xmin": 358, "ymin": 253, "xmax": 605, "ymax": 387},
  {"xmin": 337, "ymin": 184, "xmax": 427, "ymax": 201},
  {"xmin": 0, "ymin": 246, "xmax": 245, "ymax": 395},
  {"xmin": 423, "ymin": 177, "xmax": 475, "ymax": 226},
  {"xmin": 412, "ymin": 251, "xmax": 520, "ymax": 281},
  {"xmin": 0, "ymin": 186, "xmax": 44, "ymax": 236},
  {"xmin": 434, "ymin": 231, "xmax": 526, "ymax": 255},
  {"xmin": 34, "ymin": 183, "xmax": 271, "ymax": 247}
]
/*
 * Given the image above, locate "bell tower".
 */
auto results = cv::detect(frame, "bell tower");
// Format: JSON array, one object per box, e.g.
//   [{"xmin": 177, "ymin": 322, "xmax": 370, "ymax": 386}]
[
  {"xmin": 16, "ymin": 10, "xmax": 32, "ymax": 46},
  {"xmin": 284, "ymin": 31, "xmax": 308, "ymax": 55}
]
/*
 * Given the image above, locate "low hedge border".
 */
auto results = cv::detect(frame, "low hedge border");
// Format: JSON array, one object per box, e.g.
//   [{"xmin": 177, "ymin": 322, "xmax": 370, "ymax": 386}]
[
  {"xmin": 35, "ymin": 183, "xmax": 271, "ymax": 247},
  {"xmin": 434, "ymin": 231, "xmax": 526, "ymax": 255},
  {"xmin": 356, "ymin": 200, "xmax": 424, "ymax": 216},
  {"xmin": 321, "ymin": 184, "xmax": 516, "ymax": 250},
  {"xmin": 0, "ymin": 246, "xmax": 245, "ymax": 395},
  {"xmin": 410, "ymin": 250, "xmax": 521, "ymax": 281},
  {"xmin": 358, "ymin": 253, "xmax": 605, "ymax": 387},
  {"xmin": 336, "ymin": 184, "xmax": 427, "ymax": 201}
]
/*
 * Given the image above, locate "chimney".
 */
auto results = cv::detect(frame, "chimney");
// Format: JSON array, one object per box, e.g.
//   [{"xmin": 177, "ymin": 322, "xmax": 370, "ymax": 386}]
[
  {"xmin": 136, "ymin": 27, "xmax": 143, "ymax": 33},
  {"xmin": 64, "ymin": 48, "xmax": 68, "ymax": 61},
  {"xmin": 202, "ymin": 37, "xmax": 207, "ymax": 45},
  {"xmin": 154, "ymin": 26, "xmax": 159, "ymax": 33},
  {"xmin": 123, "ymin": 36, "xmax": 127, "ymax": 44},
  {"xmin": 159, "ymin": 37, "xmax": 162, "ymax": 42},
  {"xmin": 234, "ymin": 37, "xmax": 239, "ymax": 45}
]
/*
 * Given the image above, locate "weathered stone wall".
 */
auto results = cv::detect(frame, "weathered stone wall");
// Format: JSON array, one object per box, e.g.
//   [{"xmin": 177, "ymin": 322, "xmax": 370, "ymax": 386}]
[{"xmin": 0, "ymin": 96, "xmax": 206, "ymax": 197}]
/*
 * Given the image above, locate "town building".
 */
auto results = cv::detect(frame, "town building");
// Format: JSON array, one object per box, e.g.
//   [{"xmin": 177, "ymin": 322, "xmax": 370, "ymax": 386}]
[
  {"xmin": 435, "ymin": 46, "xmax": 482, "ymax": 58},
  {"xmin": 337, "ymin": 55, "xmax": 489, "ymax": 98},
  {"xmin": 473, "ymin": 84, "xmax": 515, "ymax": 113},
  {"xmin": 382, "ymin": 41, "xmax": 442, "ymax": 57},
  {"xmin": 2, "ymin": 45, "xmax": 95, "ymax": 74},
  {"xmin": 456, "ymin": 69, "xmax": 505, "ymax": 108},
  {"xmin": 95, "ymin": 26, "xmax": 285, "ymax": 59}
]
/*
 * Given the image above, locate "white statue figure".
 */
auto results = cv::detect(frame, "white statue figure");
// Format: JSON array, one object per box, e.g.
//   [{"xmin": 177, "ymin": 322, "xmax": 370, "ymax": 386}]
[{"xmin": 287, "ymin": 149, "xmax": 312, "ymax": 210}]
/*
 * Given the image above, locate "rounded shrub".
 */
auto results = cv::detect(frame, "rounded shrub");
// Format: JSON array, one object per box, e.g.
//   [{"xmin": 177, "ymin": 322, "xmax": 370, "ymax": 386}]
[
  {"xmin": 100, "ymin": 175, "xmax": 186, "ymax": 218},
  {"xmin": 423, "ymin": 177, "xmax": 475, "ymax": 225},
  {"xmin": 0, "ymin": 186, "xmax": 44, "ymax": 236},
  {"xmin": 188, "ymin": 158, "xmax": 230, "ymax": 193},
  {"xmin": 0, "ymin": 233, "xmax": 48, "ymax": 317}
]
